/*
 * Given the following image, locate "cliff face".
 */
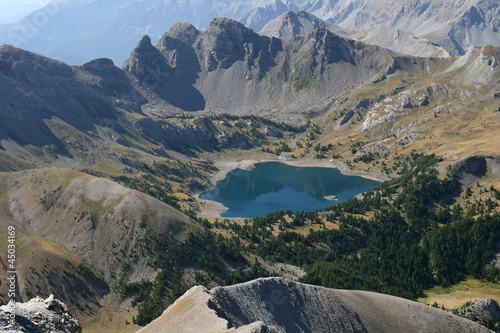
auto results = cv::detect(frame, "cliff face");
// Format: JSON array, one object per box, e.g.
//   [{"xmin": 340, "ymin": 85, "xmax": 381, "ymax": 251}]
[{"xmin": 139, "ymin": 277, "xmax": 492, "ymax": 333}]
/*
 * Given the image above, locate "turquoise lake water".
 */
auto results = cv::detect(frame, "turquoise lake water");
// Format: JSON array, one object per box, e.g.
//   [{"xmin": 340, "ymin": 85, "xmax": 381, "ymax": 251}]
[{"xmin": 200, "ymin": 162, "xmax": 380, "ymax": 218}]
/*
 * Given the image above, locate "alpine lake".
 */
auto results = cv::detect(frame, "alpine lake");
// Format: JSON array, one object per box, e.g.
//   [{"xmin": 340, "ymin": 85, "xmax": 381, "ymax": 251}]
[{"xmin": 200, "ymin": 162, "xmax": 381, "ymax": 218}]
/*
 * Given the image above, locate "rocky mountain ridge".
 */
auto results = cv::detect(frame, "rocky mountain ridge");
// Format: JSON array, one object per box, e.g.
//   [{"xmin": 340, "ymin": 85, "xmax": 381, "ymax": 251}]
[
  {"xmin": 298, "ymin": 0, "xmax": 500, "ymax": 56},
  {"xmin": 140, "ymin": 277, "xmax": 492, "ymax": 333},
  {"xmin": 124, "ymin": 17, "xmax": 441, "ymax": 119},
  {"xmin": 0, "ymin": 0, "xmax": 299, "ymax": 65}
]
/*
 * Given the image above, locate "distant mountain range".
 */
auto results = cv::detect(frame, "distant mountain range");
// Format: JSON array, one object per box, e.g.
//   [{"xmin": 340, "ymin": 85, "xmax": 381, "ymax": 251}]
[
  {"xmin": 260, "ymin": 11, "xmax": 450, "ymax": 58},
  {"xmin": 1, "ymin": 0, "xmax": 499, "ymax": 65},
  {"xmin": 0, "ymin": 0, "xmax": 297, "ymax": 65}
]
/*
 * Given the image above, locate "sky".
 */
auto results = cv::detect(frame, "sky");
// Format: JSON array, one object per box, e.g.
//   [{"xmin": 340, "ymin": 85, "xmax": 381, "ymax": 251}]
[{"xmin": 0, "ymin": 0, "xmax": 51, "ymax": 24}]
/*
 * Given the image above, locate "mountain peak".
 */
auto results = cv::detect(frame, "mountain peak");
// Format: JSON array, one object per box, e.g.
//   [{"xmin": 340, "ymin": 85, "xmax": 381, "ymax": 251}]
[
  {"xmin": 281, "ymin": 10, "xmax": 298, "ymax": 19},
  {"xmin": 123, "ymin": 34, "xmax": 171, "ymax": 82},
  {"xmin": 82, "ymin": 58, "xmax": 115, "ymax": 72},
  {"xmin": 209, "ymin": 17, "xmax": 252, "ymax": 32},
  {"xmin": 259, "ymin": 10, "xmax": 350, "ymax": 41},
  {"xmin": 307, "ymin": 26, "xmax": 336, "ymax": 40},
  {"xmin": 138, "ymin": 34, "xmax": 152, "ymax": 47},
  {"xmin": 167, "ymin": 22, "xmax": 200, "ymax": 46}
]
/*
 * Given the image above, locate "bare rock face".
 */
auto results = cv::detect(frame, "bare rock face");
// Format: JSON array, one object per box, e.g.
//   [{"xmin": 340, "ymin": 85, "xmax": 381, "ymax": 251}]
[
  {"xmin": 139, "ymin": 277, "xmax": 491, "ymax": 333},
  {"xmin": 264, "ymin": 127, "xmax": 283, "ymax": 138},
  {"xmin": 451, "ymin": 155, "xmax": 489, "ymax": 178},
  {"xmin": 203, "ymin": 18, "xmax": 278, "ymax": 72},
  {"xmin": 456, "ymin": 298, "xmax": 500, "ymax": 323},
  {"xmin": 0, "ymin": 295, "xmax": 81, "ymax": 333}
]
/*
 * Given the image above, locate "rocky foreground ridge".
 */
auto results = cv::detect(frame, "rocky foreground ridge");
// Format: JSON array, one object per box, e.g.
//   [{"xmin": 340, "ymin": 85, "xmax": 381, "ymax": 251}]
[
  {"xmin": 139, "ymin": 277, "xmax": 491, "ymax": 333},
  {"xmin": 0, "ymin": 295, "xmax": 81, "ymax": 333}
]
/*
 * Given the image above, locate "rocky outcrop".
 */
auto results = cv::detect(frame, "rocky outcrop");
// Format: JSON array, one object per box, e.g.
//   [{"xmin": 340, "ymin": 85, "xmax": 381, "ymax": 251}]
[
  {"xmin": 456, "ymin": 298, "xmax": 500, "ymax": 323},
  {"xmin": 451, "ymin": 155, "xmax": 489, "ymax": 178},
  {"xmin": 218, "ymin": 132, "xmax": 251, "ymax": 150},
  {"xmin": 139, "ymin": 277, "xmax": 491, "ymax": 333},
  {"xmin": 264, "ymin": 127, "xmax": 283, "ymax": 138},
  {"xmin": 247, "ymin": 120, "xmax": 260, "ymax": 128},
  {"xmin": 397, "ymin": 133, "xmax": 425, "ymax": 145},
  {"xmin": 123, "ymin": 35, "xmax": 173, "ymax": 85},
  {"xmin": 81, "ymin": 58, "xmax": 116, "ymax": 72},
  {"xmin": 487, "ymin": 158, "xmax": 500, "ymax": 177},
  {"xmin": 340, "ymin": 110, "xmax": 355, "ymax": 125},
  {"xmin": 0, "ymin": 295, "xmax": 81, "ymax": 333},
  {"xmin": 362, "ymin": 87, "xmax": 434, "ymax": 131}
]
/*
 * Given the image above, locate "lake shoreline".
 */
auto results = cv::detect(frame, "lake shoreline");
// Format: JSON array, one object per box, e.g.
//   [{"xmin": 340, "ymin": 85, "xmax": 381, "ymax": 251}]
[{"xmin": 194, "ymin": 157, "xmax": 393, "ymax": 219}]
